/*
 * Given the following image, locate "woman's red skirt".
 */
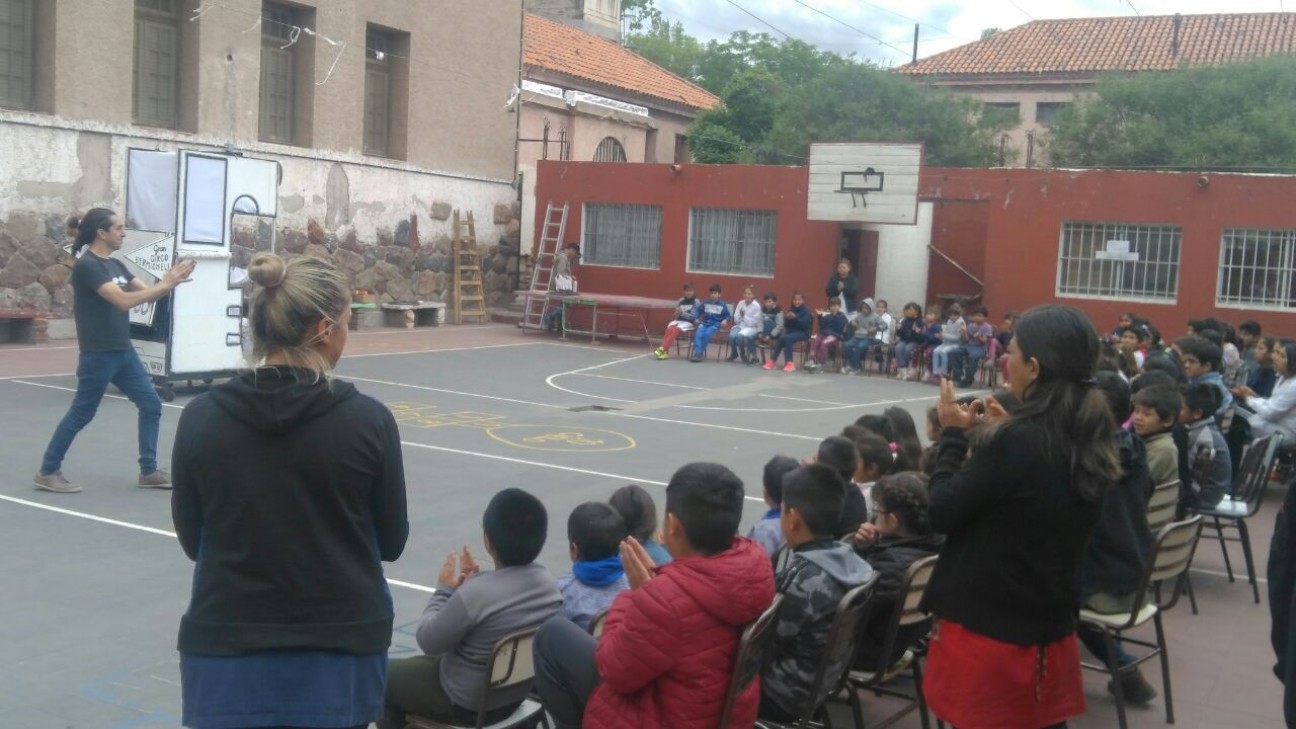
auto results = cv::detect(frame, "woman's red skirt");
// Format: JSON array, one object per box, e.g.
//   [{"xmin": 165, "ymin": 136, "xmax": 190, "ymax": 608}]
[{"xmin": 923, "ymin": 619, "xmax": 1086, "ymax": 729}]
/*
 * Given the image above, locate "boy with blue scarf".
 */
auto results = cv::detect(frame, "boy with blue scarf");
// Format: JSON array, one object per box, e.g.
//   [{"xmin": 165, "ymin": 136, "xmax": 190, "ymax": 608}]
[
  {"xmin": 749, "ymin": 455, "xmax": 800, "ymax": 559},
  {"xmin": 557, "ymin": 502, "xmax": 630, "ymax": 631}
]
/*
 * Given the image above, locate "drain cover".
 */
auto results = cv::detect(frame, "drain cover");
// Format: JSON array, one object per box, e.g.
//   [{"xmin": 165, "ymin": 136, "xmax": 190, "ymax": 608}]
[{"xmin": 568, "ymin": 405, "xmax": 621, "ymax": 412}]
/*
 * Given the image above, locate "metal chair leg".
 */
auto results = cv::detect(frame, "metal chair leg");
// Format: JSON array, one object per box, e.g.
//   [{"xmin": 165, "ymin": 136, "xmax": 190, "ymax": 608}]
[
  {"xmin": 913, "ymin": 660, "xmax": 932, "ymax": 729},
  {"xmin": 1154, "ymin": 612, "xmax": 1175, "ymax": 724},
  {"xmin": 1215, "ymin": 515, "xmax": 1235, "ymax": 582},
  {"xmin": 1103, "ymin": 627, "xmax": 1130, "ymax": 729}
]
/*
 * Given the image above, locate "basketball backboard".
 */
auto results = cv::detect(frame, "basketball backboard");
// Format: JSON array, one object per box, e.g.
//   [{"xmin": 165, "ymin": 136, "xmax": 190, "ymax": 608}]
[{"xmin": 807, "ymin": 142, "xmax": 923, "ymax": 225}]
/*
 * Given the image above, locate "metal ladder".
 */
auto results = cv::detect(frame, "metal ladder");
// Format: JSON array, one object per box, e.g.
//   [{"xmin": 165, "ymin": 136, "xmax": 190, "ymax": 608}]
[
  {"xmin": 452, "ymin": 210, "xmax": 488, "ymax": 325},
  {"xmin": 522, "ymin": 202, "xmax": 570, "ymax": 331}
]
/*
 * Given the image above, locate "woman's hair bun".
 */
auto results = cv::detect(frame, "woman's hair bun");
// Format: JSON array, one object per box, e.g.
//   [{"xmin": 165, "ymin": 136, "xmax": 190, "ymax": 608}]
[
  {"xmin": 65, "ymin": 213, "xmax": 82, "ymax": 237},
  {"xmin": 248, "ymin": 252, "xmax": 288, "ymax": 288}
]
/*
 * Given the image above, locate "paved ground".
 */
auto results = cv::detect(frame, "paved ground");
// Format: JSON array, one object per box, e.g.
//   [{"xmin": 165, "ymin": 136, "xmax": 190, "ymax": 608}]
[{"xmin": 0, "ymin": 323, "xmax": 1285, "ymax": 728}]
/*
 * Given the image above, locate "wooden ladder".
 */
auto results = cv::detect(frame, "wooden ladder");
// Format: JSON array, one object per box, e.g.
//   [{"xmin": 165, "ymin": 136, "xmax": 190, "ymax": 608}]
[
  {"xmin": 452, "ymin": 210, "xmax": 488, "ymax": 325},
  {"xmin": 522, "ymin": 201, "xmax": 570, "ymax": 331}
]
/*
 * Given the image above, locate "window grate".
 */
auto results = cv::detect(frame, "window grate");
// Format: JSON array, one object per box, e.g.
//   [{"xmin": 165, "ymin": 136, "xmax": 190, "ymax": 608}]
[
  {"xmin": 593, "ymin": 137, "xmax": 627, "ymax": 162},
  {"xmin": 688, "ymin": 208, "xmax": 777, "ymax": 277},
  {"xmin": 1217, "ymin": 228, "xmax": 1296, "ymax": 309},
  {"xmin": 0, "ymin": 0, "xmax": 35, "ymax": 110},
  {"xmin": 1056, "ymin": 221, "xmax": 1180, "ymax": 301},
  {"xmin": 582, "ymin": 204, "xmax": 662, "ymax": 269},
  {"xmin": 259, "ymin": 3, "xmax": 297, "ymax": 143}
]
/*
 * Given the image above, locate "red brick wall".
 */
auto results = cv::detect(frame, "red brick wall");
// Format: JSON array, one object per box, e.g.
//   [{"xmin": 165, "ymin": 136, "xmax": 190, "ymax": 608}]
[{"xmin": 535, "ymin": 161, "xmax": 842, "ymax": 331}]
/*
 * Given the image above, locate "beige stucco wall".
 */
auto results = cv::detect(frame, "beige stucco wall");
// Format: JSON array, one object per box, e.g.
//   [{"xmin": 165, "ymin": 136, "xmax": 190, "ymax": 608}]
[
  {"xmin": 26, "ymin": 0, "xmax": 520, "ymax": 178},
  {"xmin": 922, "ymin": 81, "xmax": 1091, "ymax": 167}
]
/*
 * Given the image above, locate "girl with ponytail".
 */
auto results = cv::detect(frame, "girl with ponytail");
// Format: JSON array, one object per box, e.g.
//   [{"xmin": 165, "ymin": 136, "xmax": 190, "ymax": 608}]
[{"xmin": 920, "ymin": 304, "xmax": 1121, "ymax": 729}]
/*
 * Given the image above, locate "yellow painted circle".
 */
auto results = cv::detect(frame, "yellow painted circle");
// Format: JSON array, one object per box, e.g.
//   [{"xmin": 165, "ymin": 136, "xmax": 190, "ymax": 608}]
[{"xmin": 486, "ymin": 425, "xmax": 636, "ymax": 453}]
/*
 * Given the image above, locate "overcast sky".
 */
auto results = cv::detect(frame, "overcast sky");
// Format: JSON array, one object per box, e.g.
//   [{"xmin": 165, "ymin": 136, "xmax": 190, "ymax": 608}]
[{"xmin": 651, "ymin": 0, "xmax": 1293, "ymax": 67}]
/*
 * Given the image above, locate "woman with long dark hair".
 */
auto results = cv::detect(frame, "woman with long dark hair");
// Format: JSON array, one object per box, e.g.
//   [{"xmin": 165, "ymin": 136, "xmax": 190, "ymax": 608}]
[
  {"xmin": 921, "ymin": 305, "xmax": 1121, "ymax": 729},
  {"xmin": 33, "ymin": 208, "xmax": 194, "ymax": 493},
  {"xmin": 171, "ymin": 252, "xmax": 408, "ymax": 729}
]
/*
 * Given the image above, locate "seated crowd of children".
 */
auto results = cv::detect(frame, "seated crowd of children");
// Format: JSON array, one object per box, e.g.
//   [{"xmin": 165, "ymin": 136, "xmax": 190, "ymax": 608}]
[{"xmin": 380, "ymin": 308, "xmax": 1293, "ymax": 728}]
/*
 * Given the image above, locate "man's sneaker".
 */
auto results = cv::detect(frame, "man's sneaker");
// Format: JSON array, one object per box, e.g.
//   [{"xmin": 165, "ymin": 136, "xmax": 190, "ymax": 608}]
[
  {"xmin": 783, "ymin": 362, "xmax": 795, "ymax": 373},
  {"xmin": 654, "ymin": 347, "xmax": 668, "ymax": 360},
  {"xmin": 139, "ymin": 470, "xmax": 173, "ymax": 489},
  {"xmin": 33, "ymin": 471, "xmax": 81, "ymax": 493},
  {"xmin": 1108, "ymin": 669, "xmax": 1159, "ymax": 705}
]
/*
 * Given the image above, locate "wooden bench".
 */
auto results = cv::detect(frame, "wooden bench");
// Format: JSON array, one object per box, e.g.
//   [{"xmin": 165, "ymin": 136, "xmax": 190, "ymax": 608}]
[
  {"xmin": 0, "ymin": 309, "xmax": 48, "ymax": 344},
  {"xmin": 382, "ymin": 301, "xmax": 446, "ymax": 328}
]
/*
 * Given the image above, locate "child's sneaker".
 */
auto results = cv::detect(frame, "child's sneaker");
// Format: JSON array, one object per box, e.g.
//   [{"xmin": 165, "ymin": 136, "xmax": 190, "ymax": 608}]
[
  {"xmin": 841, "ymin": 367, "xmax": 858, "ymax": 375},
  {"xmin": 139, "ymin": 470, "xmax": 173, "ymax": 489},
  {"xmin": 654, "ymin": 347, "xmax": 668, "ymax": 360},
  {"xmin": 783, "ymin": 362, "xmax": 795, "ymax": 373},
  {"xmin": 763, "ymin": 360, "xmax": 775, "ymax": 370}
]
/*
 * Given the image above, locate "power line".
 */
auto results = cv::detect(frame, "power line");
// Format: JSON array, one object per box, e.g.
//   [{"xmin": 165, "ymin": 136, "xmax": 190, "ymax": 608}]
[
  {"xmin": 790, "ymin": 0, "xmax": 912, "ymax": 56},
  {"xmin": 719, "ymin": 0, "xmax": 793, "ymax": 39},
  {"xmin": 1125, "ymin": 0, "xmax": 1142, "ymax": 17},
  {"xmin": 1006, "ymin": 0, "xmax": 1035, "ymax": 21},
  {"xmin": 852, "ymin": 0, "xmax": 952, "ymax": 36}
]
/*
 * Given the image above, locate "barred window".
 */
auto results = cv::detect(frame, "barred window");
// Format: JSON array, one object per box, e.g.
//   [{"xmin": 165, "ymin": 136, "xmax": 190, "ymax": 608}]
[
  {"xmin": 582, "ymin": 203, "xmax": 661, "ymax": 269},
  {"xmin": 134, "ymin": 0, "xmax": 181, "ymax": 128},
  {"xmin": 593, "ymin": 137, "xmax": 626, "ymax": 162},
  {"xmin": 1056, "ymin": 221, "xmax": 1180, "ymax": 301},
  {"xmin": 364, "ymin": 29, "xmax": 392, "ymax": 157},
  {"xmin": 259, "ymin": 3, "xmax": 297, "ymax": 144},
  {"xmin": 0, "ymin": 0, "xmax": 35, "ymax": 110},
  {"xmin": 1218, "ymin": 228, "xmax": 1296, "ymax": 309},
  {"xmin": 688, "ymin": 208, "xmax": 777, "ymax": 277}
]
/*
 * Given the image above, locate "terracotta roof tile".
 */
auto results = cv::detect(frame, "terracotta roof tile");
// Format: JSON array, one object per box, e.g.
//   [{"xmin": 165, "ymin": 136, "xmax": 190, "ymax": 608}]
[
  {"xmin": 524, "ymin": 14, "xmax": 720, "ymax": 111},
  {"xmin": 899, "ymin": 13, "xmax": 1296, "ymax": 77}
]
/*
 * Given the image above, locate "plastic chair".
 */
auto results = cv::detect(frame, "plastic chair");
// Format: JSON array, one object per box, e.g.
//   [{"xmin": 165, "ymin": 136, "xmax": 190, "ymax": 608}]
[
  {"xmin": 1078, "ymin": 516, "xmax": 1205, "ymax": 729},
  {"xmin": 717, "ymin": 595, "xmax": 785, "ymax": 728},
  {"xmin": 755, "ymin": 574, "xmax": 880, "ymax": 729},
  {"xmin": 1189, "ymin": 432, "xmax": 1284, "ymax": 604},
  {"xmin": 836, "ymin": 556, "xmax": 939, "ymax": 729},
  {"xmin": 405, "ymin": 627, "xmax": 549, "ymax": 729}
]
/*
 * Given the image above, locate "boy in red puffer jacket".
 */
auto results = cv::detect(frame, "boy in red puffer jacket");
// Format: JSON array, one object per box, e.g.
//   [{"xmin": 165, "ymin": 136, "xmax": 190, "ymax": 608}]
[{"xmin": 534, "ymin": 462, "xmax": 777, "ymax": 729}]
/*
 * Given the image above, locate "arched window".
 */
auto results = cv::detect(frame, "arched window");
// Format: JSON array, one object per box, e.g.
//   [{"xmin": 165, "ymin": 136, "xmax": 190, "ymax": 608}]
[{"xmin": 593, "ymin": 137, "xmax": 627, "ymax": 162}]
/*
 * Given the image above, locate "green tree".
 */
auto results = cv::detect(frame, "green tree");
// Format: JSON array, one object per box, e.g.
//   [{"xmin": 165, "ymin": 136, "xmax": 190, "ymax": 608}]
[
  {"xmin": 689, "ymin": 118, "xmax": 752, "ymax": 164},
  {"xmin": 1046, "ymin": 56, "xmax": 1296, "ymax": 170}
]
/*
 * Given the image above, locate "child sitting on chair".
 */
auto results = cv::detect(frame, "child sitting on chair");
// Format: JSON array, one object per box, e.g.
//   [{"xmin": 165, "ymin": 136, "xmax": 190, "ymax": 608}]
[
  {"xmin": 1177, "ymin": 382, "xmax": 1231, "ymax": 510},
  {"xmin": 805, "ymin": 299, "xmax": 848, "ymax": 373},
  {"xmin": 557, "ymin": 502, "xmax": 630, "ymax": 632},
  {"xmin": 728, "ymin": 286, "xmax": 764, "ymax": 365},
  {"xmin": 608, "ymin": 484, "xmax": 672, "ymax": 566},
  {"xmin": 654, "ymin": 283, "xmax": 700, "ymax": 360},
  {"xmin": 689, "ymin": 284, "xmax": 733, "ymax": 363},
  {"xmin": 381, "ymin": 489, "xmax": 562, "ymax": 728},
  {"xmin": 1132, "ymin": 385, "xmax": 1182, "ymax": 486},
  {"xmin": 756, "ymin": 292, "xmax": 785, "ymax": 364},
  {"xmin": 533, "ymin": 463, "xmax": 776, "ymax": 729},
  {"xmin": 748, "ymin": 455, "xmax": 801, "ymax": 559},
  {"xmin": 759, "ymin": 464, "xmax": 875, "ymax": 723}
]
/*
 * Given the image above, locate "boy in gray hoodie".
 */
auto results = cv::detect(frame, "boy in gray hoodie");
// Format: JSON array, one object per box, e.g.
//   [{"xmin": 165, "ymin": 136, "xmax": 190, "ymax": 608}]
[
  {"xmin": 843, "ymin": 298, "xmax": 883, "ymax": 374},
  {"xmin": 759, "ymin": 465, "xmax": 875, "ymax": 722}
]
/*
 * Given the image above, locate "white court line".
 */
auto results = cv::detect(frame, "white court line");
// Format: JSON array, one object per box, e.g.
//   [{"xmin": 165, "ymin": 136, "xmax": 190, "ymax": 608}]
[
  {"xmin": 543, "ymin": 355, "xmax": 649, "ymax": 404},
  {"xmin": 0, "ymin": 344, "xmax": 78, "ymax": 352},
  {"xmin": 1191, "ymin": 567, "xmax": 1267, "ymax": 584},
  {"xmin": 0, "ymin": 372, "xmax": 74, "ymax": 381},
  {"xmin": 344, "ymin": 342, "xmax": 538, "ymax": 359},
  {"xmin": 344, "ymin": 375, "xmax": 571, "ymax": 411}
]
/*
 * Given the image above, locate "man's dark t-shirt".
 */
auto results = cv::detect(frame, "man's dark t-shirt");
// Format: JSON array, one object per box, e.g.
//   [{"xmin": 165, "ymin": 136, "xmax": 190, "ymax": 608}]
[{"xmin": 73, "ymin": 253, "xmax": 133, "ymax": 352}]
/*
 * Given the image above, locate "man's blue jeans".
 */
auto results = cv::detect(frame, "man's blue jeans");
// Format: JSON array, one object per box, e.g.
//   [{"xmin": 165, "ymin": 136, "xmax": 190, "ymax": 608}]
[{"xmin": 40, "ymin": 349, "xmax": 162, "ymax": 476}]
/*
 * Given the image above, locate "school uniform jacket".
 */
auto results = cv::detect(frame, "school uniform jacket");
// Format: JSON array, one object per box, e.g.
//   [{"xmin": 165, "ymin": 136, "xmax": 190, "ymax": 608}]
[{"xmin": 584, "ymin": 537, "xmax": 776, "ymax": 729}]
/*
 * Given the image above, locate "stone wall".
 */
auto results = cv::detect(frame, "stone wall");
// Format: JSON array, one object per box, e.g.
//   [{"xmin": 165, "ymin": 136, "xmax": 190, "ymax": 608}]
[{"xmin": 0, "ymin": 212, "xmax": 76, "ymax": 316}]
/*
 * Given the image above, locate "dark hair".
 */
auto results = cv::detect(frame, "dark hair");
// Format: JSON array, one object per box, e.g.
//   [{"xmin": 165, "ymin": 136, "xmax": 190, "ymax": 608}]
[
  {"xmin": 1093, "ymin": 370, "xmax": 1132, "ymax": 420},
  {"xmin": 682, "ymin": 282, "xmax": 694, "ymax": 291},
  {"xmin": 608, "ymin": 484, "xmax": 658, "ymax": 543},
  {"xmin": 68, "ymin": 208, "xmax": 116, "ymax": 256},
  {"xmin": 829, "ymin": 298, "xmax": 841, "ymax": 308},
  {"xmin": 925, "ymin": 406, "xmax": 939, "ymax": 432},
  {"xmin": 1175, "ymin": 335, "xmax": 1223, "ymax": 373},
  {"xmin": 781, "ymin": 464, "xmax": 846, "ymax": 538},
  {"xmin": 763, "ymin": 291, "xmax": 778, "ymax": 302},
  {"xmin": 1239, "ymin": 320, "xmax": 1262, "ymax": 337},
  {"xmin": 664, "ymin": 462, "xmax": 745, "ymax": 556},
  {"xmin": 945, "ymin": 303, "xmax": 963, "ymax": 317},
  {"xmin": 1197, "ymin": 329, "xmax": 1225, "ymax": 350},
  {"xmin": 969, "ymin": 305, "xmax": 988, "ymax": 316},
  {"xmin": 854, "ymin": 413, "xmax": 897, "ymax": 442},
  {"xmin": 986, "ymin": 305, "xmax": 1121, "ymax": 502},
  {"xmin": 1181, "ymin": 382, "xmax": 1221, "ymax": 419},
  {"xmin": 483, "ymin": 488, "xmax": 548, "ymax": 566},
  {"xmin": 817, "ymin": 435, "xmax": 860, "ymax": 484},
  {"xmin": 1132, "ymin": 385, "xmax": 1182, "ymax": 426},
  {"xmin": 568, "ymin": 502, "xmax": 628, "ymax": 562},
  {"xmin": 709, "ymin": 283, "xmax": 722, "ymax": 294},
  {"xmin": 903, "ymin": 301, "xmax": 922, "ymax": 316},
  {"xmin": 882, "ymin": 406, "xmax": 924, "ymax": 468},
  {"xmin": 1004, "ymin": 311, "xmax": 1019, "ymax": 321},
  {"xmin": 876, "ymin": 299, "xmax": 888, "ymax": 309},
  {"xmin": 762, "ymin": 455, "xmax": 800, "ymax": 505},
  {"xmin": 1120, "ymin": 325, "xmax": 1149, "ymax": 343},
  {"xmin": 1141, "ymin": 351, "xmax": 1183, "ymax": 381},
  {"xmin": 872, "ymin": 472, "xmax": 933, "ymax": 537},
  {"xmin": 992, "ymin": 390, "xmax": 1022, "ymax": 413},
  {"xmin": 1278, "ymin": 341, "xmax": 1296, "ymax": 377},
  {"xmin": 853, "ymin": 432, "xmax": 897, "ymax": 477},
  {"xmin": 1257, "ymin": 336, "xmax": 1278, "ymax": 366},
  {"xmin": 1131, "ymin": 370, "xmax": 1178, "ymax": 395},
  {"xmin": 1187, "ymin": 318, "xmax": 1215, "ymax": 336}
]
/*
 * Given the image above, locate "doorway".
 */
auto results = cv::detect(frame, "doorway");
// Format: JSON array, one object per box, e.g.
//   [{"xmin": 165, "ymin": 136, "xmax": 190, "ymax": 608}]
[{"xmin": 840, "ymin": 227, "xmax": 879, "ymax": 299}]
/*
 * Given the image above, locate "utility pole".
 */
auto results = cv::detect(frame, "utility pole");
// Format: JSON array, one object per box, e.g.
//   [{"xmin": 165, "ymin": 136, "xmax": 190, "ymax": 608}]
[{"xmin": 912, "ymin": 24, "xmax": 919, "ymax": 64}]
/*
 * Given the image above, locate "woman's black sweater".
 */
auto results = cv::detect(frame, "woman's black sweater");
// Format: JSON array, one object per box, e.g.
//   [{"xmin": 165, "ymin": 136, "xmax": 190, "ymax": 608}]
[{"xmin": 920, "ymin": 423, "xmax": 1104, "ymax": 645}]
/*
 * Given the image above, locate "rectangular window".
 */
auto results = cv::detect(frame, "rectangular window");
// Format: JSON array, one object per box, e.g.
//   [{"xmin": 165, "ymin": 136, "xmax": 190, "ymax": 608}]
[
  {"xmin": 688, "ymin": 208, "xmax": 777, "ymax": 277},
  {"xmin": 134, "ymin": 0, "xmax": 181, "ymax": 128},
  {"xmin": 1035, "ymin": 101, "xmax": 1068, "ymax": 125},
  {"xmin": 0, "ymin": 0, "xmax": 35, "ymax": 110},
  {"xmin": 364, "ymin": 29, "xmax": 392, "ymax": 157},
  {"xmin": 1217, "ymin": 228, "xmax": 1296, "ymax": 309},
  {"xmin": 581, "ymin": 203, "xmax": 662, "ymax": 269},
  {"xmin": 984, "ymin": 101, "xmax": 1021, "ymax": 125},
  {"xmin": 1056, "ymin": 221, "xmax": 1181, "ymax": 301},
  {"xmin": 259, "ymin": 3, "xmax": 297, "ymax": 144}
]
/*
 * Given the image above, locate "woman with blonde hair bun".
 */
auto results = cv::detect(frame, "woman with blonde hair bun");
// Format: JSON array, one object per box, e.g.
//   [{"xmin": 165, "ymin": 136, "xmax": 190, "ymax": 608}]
[{"xmin": 171, "ymin": 252, "xmax": 409, "ymax": 729}]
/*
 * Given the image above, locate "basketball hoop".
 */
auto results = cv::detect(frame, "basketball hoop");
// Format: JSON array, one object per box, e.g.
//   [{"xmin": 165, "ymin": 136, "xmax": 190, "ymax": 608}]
[{"xmin": 839, "ymin": 168, "xmax": 886, "ymax": 207}]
